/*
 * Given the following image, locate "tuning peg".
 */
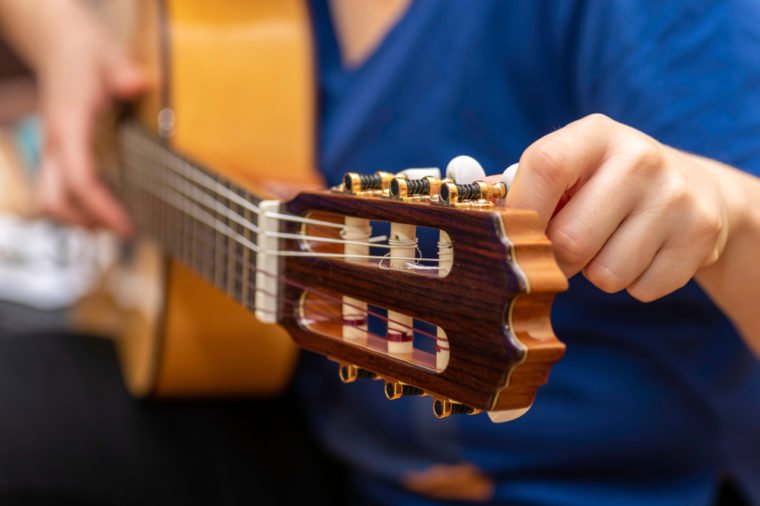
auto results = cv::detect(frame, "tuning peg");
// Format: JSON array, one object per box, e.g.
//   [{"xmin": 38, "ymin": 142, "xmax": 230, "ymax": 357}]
[
  {"xmin": 338, "ymin": 363, "xmax": 378, "ymax": 383},
  {"xmin": 501, "ymin": 163, "xmax": 519, "ymax": 189},
  {"xmin": 439, "ymin": 181, "xmax": 507, "ymax": 206},
  {"xmin": 385, "ymin": 381, "xmax": 425, "ymax": 400},
  {"xmin": 390, "ymin": 175, "xmax": 446, "ymax": 200},
  {"xmin": 432, "ymin": 398, "xmax": 481, "ymax": 418},
  {"xmin": 445, "ymin": 155, "xmax": 486, "ymax": 184},
  {"xmin": 343, "ymin": 171, "xmax": 394, "ymax": 195}
]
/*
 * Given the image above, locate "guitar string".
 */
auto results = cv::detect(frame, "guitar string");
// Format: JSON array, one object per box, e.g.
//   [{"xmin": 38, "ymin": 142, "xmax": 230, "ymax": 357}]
[
  {"xmin": 122, "ymin": 173, "xmax": 447, "ymax": 346},
  {"xmin": 119, "ymin": 129, "xmax": 451, "ymax": 344},
  {"xmin": 124, "ymin": 147, "xmax": 447, "ymax": 267},
  {"xmin": 132, "ymin": 206, "xmax": 448, "ymax": 348},
  {"xmin": 255, "ymin": 285, "xmax": 449, "ymax": 352},
  {"xmin": 145, "ymin": 216, "xmax": 447, "ymax": 346},
  {"xmin": 255, "ymin": 269, "xmax": 447, "ymax": 347},
  {"xmin": 122, "ymin": 132, "xmax": 446, "ymax": 265}
]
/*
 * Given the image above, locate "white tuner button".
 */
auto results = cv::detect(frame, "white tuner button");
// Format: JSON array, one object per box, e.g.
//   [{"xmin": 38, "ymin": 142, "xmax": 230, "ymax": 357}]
[
  {"xmin": 398, "ymin": 167, "xmax": 441, "ymax": 179},
  {"xmin": 501, "ymin": 163, "xmax": 519, "ymax": 190},
  {"xmin": 445, "ymin": 155, "xmax": 486, "ymax": 184}
]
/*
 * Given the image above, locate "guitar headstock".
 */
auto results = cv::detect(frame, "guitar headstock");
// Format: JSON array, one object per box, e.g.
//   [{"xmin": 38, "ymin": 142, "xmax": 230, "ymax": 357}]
[{"xmin": 275, "ymin": 172, "xmax": 567, "ymax": 422}]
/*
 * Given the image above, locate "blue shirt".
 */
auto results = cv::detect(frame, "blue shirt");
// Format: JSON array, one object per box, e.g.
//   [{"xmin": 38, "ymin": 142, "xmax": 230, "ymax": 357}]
[{"xmin": 299, "ymin": 1, "xmax": 760, "ymax": 504}]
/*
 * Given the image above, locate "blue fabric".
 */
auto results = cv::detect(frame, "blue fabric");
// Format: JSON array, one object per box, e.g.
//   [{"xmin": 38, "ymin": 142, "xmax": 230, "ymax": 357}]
[{"xmin": 299, "ymin": 1, "xmax": 760, "ymax": 504}]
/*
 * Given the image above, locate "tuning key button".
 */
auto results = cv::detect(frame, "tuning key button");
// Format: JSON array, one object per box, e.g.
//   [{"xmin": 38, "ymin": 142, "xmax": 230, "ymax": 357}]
[
  {"xmin": 445, "ymin": 155, "xmax": 486, "ymax": 184},
  {"xmin": 385, "ymin": 381, "xmax": 425, "ymax": 400},
  {"xmin": 501, "ymin": 163, "xmax": 519, "ymax": 190},
  {"xmin": 397, "ymin": 167, "xmax": 441, "ymax": 180},
  {"xmin": 433, "ymin": 398, "xmax": 481, "ymax": 418}
]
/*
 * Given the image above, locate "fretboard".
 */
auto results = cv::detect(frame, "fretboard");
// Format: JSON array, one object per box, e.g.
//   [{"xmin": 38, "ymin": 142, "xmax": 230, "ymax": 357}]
[{"xmin": 116, "ymin": 122, "xmax": 263, "ymax": 313}]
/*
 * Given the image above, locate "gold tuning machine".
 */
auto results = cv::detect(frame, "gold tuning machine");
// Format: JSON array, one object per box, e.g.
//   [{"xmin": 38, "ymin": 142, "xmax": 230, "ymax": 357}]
[
  {"xmin": 433, "ymin": 398, "xmax": 481, "ymax": 418},
  {"xmin": 342, "ymin": 171, "xmax": 394, "ymax": 196},
  {"xmin": 389, "ymin": 175, "xmax": 446, "ymax": 201},
  {"xmin": 338, "ymin": 363, "xmax": 378, "ymax": 383},
  {"xmin": 385, "ymin": 381, "xmax": 425, "ymax": 400},
  {"xmin": 439, "ymin": 181, "xmax": 507, "ymax": 208}
]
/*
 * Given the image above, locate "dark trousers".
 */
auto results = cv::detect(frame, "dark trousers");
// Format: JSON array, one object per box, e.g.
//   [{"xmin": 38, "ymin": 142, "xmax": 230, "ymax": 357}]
[{"xmin": 0, "ymin": 332, "xmax": 344, "ymax": 506}]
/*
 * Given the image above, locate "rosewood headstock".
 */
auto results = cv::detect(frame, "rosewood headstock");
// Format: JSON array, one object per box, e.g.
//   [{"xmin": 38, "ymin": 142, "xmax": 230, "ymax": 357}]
[{"xmin": 276, "ymin": 173, "xmax": 567, "ymax": 422}]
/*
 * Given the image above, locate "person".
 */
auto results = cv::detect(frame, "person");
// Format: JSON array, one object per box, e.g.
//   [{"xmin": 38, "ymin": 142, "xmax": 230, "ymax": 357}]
[{"xmin": 1, "ymin": 0, "xmax": 759, "ymax": 504}]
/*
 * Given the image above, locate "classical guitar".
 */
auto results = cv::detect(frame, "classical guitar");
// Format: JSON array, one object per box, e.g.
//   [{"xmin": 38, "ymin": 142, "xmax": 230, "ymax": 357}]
[{"xmin": 77, "ymin": 0, "xmax": 566, "ymax": 422}]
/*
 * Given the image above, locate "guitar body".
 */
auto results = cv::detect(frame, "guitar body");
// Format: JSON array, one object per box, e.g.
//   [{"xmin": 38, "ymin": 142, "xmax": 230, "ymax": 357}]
[{"xmin": 77, "ymin": 0, "xmax": 318, "ymax": 398}]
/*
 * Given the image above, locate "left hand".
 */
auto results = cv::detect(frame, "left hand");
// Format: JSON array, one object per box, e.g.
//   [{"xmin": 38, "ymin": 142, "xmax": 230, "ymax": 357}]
[{"xmin": 506, "ymin": 113, "xmax": 743, "ymax": 302}]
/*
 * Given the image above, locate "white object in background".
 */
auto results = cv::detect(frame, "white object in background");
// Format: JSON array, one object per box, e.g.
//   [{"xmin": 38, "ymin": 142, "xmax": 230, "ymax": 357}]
[
  {"xmin": 445, "ymin": 155, "xmax": 486, "ymax": 184},
  {"xmin": 397, "ymin": 167, "xmax": 441, "ymax": 180},
  {"xmin": 0, "ymin": 214, "xmax": 108, "ymax": 310},
  {"xmin": 501, "ymin": 163, "xmax": 519, "ymax": 189}
]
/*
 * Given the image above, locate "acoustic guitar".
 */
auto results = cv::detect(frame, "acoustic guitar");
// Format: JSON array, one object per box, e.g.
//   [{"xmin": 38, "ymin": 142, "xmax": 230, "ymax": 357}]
[{"xmin": 77, "ymin": 0, "xmax": 567, "ymax": 423}]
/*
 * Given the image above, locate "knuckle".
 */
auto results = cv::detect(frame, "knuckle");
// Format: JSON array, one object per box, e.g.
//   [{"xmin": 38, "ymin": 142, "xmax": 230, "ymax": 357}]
[
  {"xmin": 659, "ymin": 176, "xmax": 691, "ymax": 213},
  {"xmin": 522, "ymin": 139, "xmax": 568, "ymax": 188},
  {"xmin": 583, "ymin": 263, "xmax": 626, "ymax": 293},
  {"xmin": 549, "ymin": 225, "xmax": 589, "ymax": 267},
  {"xmin": 702, "ymin": 248, "xmax": 720, "ymax": 266},
  {"xmin": 693, "ymin": 209, "xmax": 723, "ymax": 243},
  {"xmin": 626, "ymin": 140, "xmax": 665, "ymax": 177},
  {"xmin": 584, "ymin": 113, "xmax": 614, "ymax": 129}
]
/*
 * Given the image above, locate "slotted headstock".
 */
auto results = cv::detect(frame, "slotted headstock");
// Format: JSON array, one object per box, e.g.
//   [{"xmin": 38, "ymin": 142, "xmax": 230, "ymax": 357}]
[{"xmin": 276, "ymin": 175, "xmax": 567, "ymax": 422}]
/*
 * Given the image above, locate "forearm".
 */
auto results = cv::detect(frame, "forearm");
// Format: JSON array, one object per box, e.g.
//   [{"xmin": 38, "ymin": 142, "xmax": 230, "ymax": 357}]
[
  {"xmin": 695, "ymin": 157, "xmax": 760, "ymax": 357},
  {"xmin": 0, "ymin": 0, "xmax": 82, "ymax": 72}
]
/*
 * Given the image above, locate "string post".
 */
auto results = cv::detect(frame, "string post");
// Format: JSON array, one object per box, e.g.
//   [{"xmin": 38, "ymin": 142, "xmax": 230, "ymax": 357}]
[
  {"xmin": 338, "ymin": 363, "xmax": 378, "ymax": 383},
  {"xmin": 342, "ymin": 171, "xmax": 394, "ymax": 196},
  {"xmin": 385, "ymin": 381, "xmax": 425, "ymax": 400},
  {"xmin": 389, "ymin": 175, "xmax": 447, "ymax": 202},
  {"xmin": 433, "ymin": 398, "xmax": 481, "ymax": 418},
  {"xmin": 439, "ymin": 181, "xmax": 507, "ymax": 208}
]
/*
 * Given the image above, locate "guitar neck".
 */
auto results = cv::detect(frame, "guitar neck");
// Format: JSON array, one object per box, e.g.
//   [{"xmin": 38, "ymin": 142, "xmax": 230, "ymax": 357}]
[{"xmin": 116, "ymin": 122, "xmax": 265, "ymax": 314}]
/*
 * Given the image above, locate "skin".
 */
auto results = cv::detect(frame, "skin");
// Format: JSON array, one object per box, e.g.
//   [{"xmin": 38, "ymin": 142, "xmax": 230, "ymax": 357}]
[
  {"xmin": 506, "ymin": 115, "xmax": 760, "ymax": 356},
  {"xmin": 1, "ymin": 0, "xmax": 758, "ymax": 355},
  {"xmin": 0, "ymin": 0, "xmax": 144, "ymax": 236}
]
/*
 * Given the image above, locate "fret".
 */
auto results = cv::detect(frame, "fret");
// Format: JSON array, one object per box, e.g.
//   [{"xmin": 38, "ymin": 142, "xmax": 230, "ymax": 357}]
[
  {"xmin": 190, "ymin": 182, "xmax": 199, "ymax": 274},
  {"xmin": 159, "ymin": 152, "xmax": 169, "ymax": 252},
  {"xmin": 211, "ymin": 173, "xmax": 227, "ymax": 291},
  {"xmin": 246, "ymin": 189, "xmax": 259, "ymax": 312},
  {"xmin": 231, "ymin": 187, "xmax": 244, "ymax": 304},
  {"xmin": 200, "ymin": 172, "xmax": 218, "ymax": 283},
  {"xmin": 214, "ymin": 179, "xmax": 226, "ymax": 294},
  {"xmin": 224, "ymin": 180, "xmax": 235, "ymax": 298},
  {"xmin": 241, "ymin": 193, "xmax": 253, "ymax": 309},
  {"xmin": 117, "ymin": 123, "xmax": 271, "ymax": 312}
]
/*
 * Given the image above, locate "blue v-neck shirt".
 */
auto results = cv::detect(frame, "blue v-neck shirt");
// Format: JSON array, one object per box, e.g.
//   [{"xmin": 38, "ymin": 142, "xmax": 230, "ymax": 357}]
[{"xmin": 299, "ymin": 2, "xmax": 760, "ymax": 504}]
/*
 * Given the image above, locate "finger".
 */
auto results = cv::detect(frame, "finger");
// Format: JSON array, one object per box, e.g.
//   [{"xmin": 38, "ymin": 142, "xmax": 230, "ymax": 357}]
[
  {"xmin": 582, "ymin": 209, "xmax": 668, "ymax": 293},
  {"xmin": 105, "ymin": 49, "xmax": 147, "ymax": 99},
  {"xmin": 36, "ymin": 156, "xmax": 92, "ymax": 226},
  {"xmin": 67, "ymin": 159, "xmax": 133, "ymax": 237},
  {"xmin": 626, "ymin": 244, "xmax": 702, "ymax": 302},
  {"xmin": 56, "ymin": 113, "xmax": 133, "ymax": 236},
  {"xmin": 506, "ymin": 114, "xmax": 616, "ymax": 227},
  {"xmin": 546, "ymin": 159, "xmax": 641, "ymax": 276}
]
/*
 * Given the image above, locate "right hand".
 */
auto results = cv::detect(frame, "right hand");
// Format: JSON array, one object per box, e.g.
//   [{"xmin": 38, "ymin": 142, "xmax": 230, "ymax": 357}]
[{"xmin": 35, "ymin": 1, "xmax": 146, "ymax": 236}]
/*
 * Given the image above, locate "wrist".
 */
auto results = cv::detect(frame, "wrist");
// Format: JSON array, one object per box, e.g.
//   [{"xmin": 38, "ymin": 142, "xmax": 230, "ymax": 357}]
[{"xmin": 695, "ymin": 153, "xmax": 754, "ymax": 265}]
